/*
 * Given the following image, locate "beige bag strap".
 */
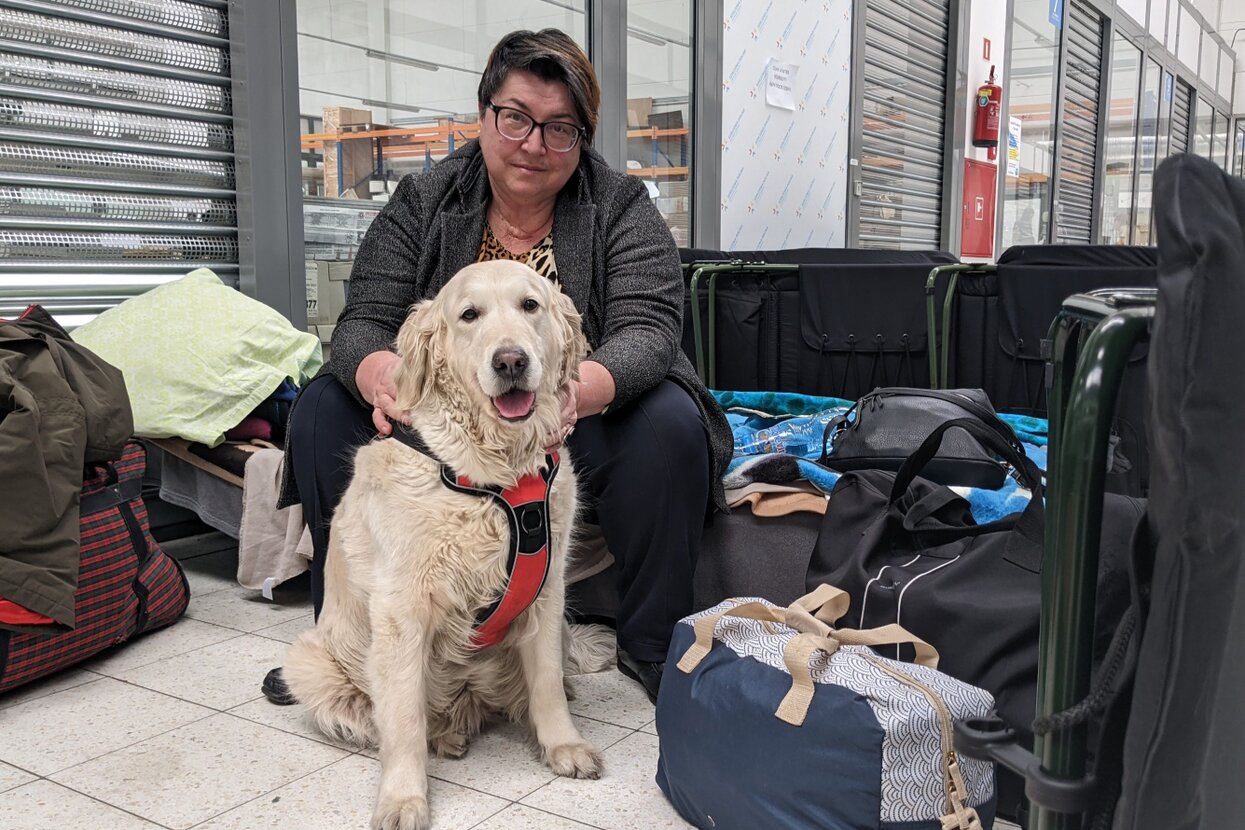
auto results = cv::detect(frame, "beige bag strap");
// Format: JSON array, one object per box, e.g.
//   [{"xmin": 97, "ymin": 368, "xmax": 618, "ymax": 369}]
[
  {"xmin": 678, "ymin": 587, "xmax": 940, "ymax": 677},
  {"xmin": 835, "ymin": 624, "xmax": 940, "ymax": 669},
  {"xmin": 790, "ymin": 583, "xmax": 852, "ymax": 626},
  {"xmin": 775, "ymin": 626, "xmax": 941, "ymax": 726},
  {"xmin": 676, "ymin": 600, "xmax": 784, "ymax": 673}
]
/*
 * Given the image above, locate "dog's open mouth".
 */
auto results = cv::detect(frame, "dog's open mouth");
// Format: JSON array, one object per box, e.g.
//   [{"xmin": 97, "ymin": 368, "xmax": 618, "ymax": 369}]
[{"xmin": 492, "ymin": 389, "xmax": 536, "ymax": 421}]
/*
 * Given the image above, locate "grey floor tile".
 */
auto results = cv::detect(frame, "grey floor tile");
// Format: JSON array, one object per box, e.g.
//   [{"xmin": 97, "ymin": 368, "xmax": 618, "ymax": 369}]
[
  {"xmin": 184, "ymin": 585, "xmax": 312, "ymax": 633},
  {"xmin": 359, "ymin": 715, "xmax": 631, "ymax": 802},
  {"xmin": 252, "ymin": 613, "xmax": 315, "ymax": 645},
  {"xmin": 470, "ymin": 803, "xmax": 602, "ymax": 830},
  {"xmin": 227, "ymin": 696, "xmax": 362, "ymax": 751},
  {"xmin": 638, "ymin": 719, "xmax": 657, "ymax": 736},
  {"xmin": 82, "ymin": 618, "xmax": 240, "ymax": 677},
  {"xmin": 111, "ymin": 633, "xmax": 288, "ymax": 711},
  {"xmin": 521, "ymin": 732, "xmax": 693, "ymax": 830},
  {"xmin": 0, "ymin": 761, "xmax": 35, "ymax": 794},
  {"xmin": 0, "ymin": 668, "xmax": 100, "ymax": 712},
  {"xmin": 180, "ymin": 548, "xmax": 241, "ymax": 598},
  {"xmin": 50, "ymin": 713, "xmax": 348, "ymax": 830},
  {"xmin": 162, "ymin": 532, "xmax": 237, "ymax": 562},
  {"xmin": 0, "ymin": 779, "xmax": 164, "ymax": 830},
  {"xmin": 195, "ymin": 754, "xmax": 507, "ymax": 830},
  {"xmin": 0, "ymin": 676, "xmax": 212, "ymax": 776},
  {"xmin": 566, "ymin": 670, "xmax": 655, "ymax": 730}
]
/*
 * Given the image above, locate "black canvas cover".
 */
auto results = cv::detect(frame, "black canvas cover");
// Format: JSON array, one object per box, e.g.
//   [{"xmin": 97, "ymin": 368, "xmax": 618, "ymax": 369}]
[
  {"xmin": 679, "ymin": 247, "xmax": 957, "ymax": 267},
  {"xmin": 944, "ymin": 247, "xmax": 1156, "ymax": 496},
  {"xmin": 678, "ymin": 248, "xmax": 955, "ymax": 396},
  {"xmin": 1111, "ymin": 154, "xmax": 1245, "ymax": 828}
]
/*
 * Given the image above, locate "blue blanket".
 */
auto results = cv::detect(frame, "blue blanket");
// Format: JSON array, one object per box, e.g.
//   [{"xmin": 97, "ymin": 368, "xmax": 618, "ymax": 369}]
[{"xmin": 714, "ymin": 391, "xmax": 1048, "ymax": 525}]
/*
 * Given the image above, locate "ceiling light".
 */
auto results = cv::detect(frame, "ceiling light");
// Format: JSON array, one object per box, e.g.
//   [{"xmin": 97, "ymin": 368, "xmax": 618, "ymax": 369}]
[
  {"xmin": 364, "ymin": 49, "xmax": 439, "ymax": 72},
  {"xmin": 361, "ymin": 98, "xmax": 422, "ymax": 114}
]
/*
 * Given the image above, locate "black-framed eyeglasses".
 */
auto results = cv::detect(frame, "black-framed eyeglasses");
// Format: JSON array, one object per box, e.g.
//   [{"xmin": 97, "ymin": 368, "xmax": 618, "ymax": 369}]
[{"xmin": 487, "ymin": 102, "xmax": 585, "ymax": 153}]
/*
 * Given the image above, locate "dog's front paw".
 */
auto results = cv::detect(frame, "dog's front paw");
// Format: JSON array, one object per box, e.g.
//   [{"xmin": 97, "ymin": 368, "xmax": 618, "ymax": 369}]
[
  {"xmin": 430, "ymin": 731, "xmax": 468, "ymax": 759},
  {"xmin": 371, "ymin": 793, "xmax": 430, "ymax": 830},
  {"xmin": 544, "ymin": 741, "xmax": 602, "ymax": 779}
]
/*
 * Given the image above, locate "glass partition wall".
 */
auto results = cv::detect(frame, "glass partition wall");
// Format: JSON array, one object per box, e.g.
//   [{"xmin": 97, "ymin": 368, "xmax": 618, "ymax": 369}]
[
  {"xmin": 293, "ymin": 1, "xmax": 697, "ymax": 341},
  {"xmin": 1002, "ymin": 0, "xmax": 1234, "ymax": 248},
  {"xmin": 625, "ymin": 1, "xmax": 693, "ymax": 245},
  {"xmin": 1001, "ymin": 0, "xmax": 1061, "ymax": 249}
]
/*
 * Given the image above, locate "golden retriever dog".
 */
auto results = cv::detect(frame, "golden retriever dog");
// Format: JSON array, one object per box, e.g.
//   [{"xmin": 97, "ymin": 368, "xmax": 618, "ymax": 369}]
[{"xmin": 282, "ymin": 260, "xmax": 605, "ymax": 830}]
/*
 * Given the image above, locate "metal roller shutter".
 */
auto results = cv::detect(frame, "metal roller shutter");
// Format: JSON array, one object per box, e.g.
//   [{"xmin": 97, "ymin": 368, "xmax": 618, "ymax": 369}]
[
  {"xmin": 1171, "ymin": 79, "xmax": 1192, "ymax": 155},
  {"xmin": 1053, "ymin": 0, "xmax": 1104, "ymax": 245},
  {"xmin": 0, "ymin": 0, "xmax": 235, "ymax": 329},
  {"xmin": 855, "ymin": 0, "xmax": 951, "ymax": 250}
]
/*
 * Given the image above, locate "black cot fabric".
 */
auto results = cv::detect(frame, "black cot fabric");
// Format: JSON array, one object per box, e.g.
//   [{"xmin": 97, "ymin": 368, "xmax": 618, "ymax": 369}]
[
  {"xmin": 1112, "ymin": 154, "xmax": 1245, "ymax": 828},
  {"xmin": 679, "ymin": 248, "xmax": 956, "ymax": 397},
  {"xmin": 944, "ymin": 245, "xmax": 1157, "ymax": 496},
  {"xmin": 996, "ymin": 243, "xmax": 1157, "ymax": 269},
  {"xmin": 0, "ymin": 442, "xmax": 189, "ymax": 693}
]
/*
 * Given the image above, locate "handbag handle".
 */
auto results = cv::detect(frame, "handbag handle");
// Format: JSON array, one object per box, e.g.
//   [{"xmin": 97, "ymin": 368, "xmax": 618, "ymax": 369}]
[
  {"xmin": 888, "ymin": 417, "xmax": 1045, "ymax": 546},
  {"xmin": 888, "ymin": 416, "xmax": 1043, "ymax": 504}
]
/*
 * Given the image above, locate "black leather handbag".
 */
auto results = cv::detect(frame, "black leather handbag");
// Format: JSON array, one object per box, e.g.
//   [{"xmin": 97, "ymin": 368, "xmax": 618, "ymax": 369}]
[{"xmin": 821, "ymin": 387, "xmax": 1020, "ymax": 489}]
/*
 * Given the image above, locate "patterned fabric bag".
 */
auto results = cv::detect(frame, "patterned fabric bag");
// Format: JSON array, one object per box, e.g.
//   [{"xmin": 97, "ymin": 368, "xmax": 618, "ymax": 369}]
[
  {"xmin": 0, "ymin": 442, "xmax": 189, "ymax": 693},
  {"xmin": 656, "ymin": 585, "xmax": 997, "ymax": 830}
]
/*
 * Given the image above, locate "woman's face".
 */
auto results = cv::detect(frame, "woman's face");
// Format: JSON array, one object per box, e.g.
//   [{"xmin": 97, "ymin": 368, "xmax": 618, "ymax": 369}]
[{"xmin": 479, "ymin": 69, "xmax": 584, "ymax": 207}]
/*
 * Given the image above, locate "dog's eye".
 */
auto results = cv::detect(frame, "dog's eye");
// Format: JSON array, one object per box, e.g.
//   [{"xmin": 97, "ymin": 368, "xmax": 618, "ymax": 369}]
[
  {"xmin": 460, "ymin": 308, "xmax": 478, "ymax": 322},
  {"xmin": 522, "ymin": 298, "xmax": 539, "ymax": 313}
]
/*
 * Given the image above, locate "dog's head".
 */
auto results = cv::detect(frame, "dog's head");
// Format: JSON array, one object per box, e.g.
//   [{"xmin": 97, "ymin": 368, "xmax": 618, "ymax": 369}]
[{"xmin": 393, "ymin": 260, "xmax": 587, "ymax": 447}]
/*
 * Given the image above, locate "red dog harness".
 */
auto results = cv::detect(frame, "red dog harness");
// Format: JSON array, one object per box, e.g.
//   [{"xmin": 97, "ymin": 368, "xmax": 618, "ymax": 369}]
[{"xmin": 390, "ymin": 424, "xmax": 557, "ymax": 648}]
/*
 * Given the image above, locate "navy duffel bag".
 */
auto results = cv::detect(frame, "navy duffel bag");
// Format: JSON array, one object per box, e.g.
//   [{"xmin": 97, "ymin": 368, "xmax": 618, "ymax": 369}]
[{"xmin": 656, "ymin": 585, "xmax": 997, "ymax": 830}]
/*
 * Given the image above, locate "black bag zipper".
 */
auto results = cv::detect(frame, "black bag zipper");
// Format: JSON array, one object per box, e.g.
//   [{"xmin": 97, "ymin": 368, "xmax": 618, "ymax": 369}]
[{"xmin": 822, "ymin": 387, "xmax": 1027, "ymax": 462}]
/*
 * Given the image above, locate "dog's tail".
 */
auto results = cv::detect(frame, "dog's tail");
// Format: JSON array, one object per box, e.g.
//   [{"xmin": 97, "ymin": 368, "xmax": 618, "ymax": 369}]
[
  {"xmin": 283, "ymin": 628, "xmax": 374, "ymax": 747},
  {"xmin": 562, "ymin": 622, "xmax": 617, "ymax": 675}
]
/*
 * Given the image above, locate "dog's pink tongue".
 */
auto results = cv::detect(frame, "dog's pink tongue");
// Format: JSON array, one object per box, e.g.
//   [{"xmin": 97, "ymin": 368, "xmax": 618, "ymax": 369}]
[{"xmin": 493, "ymin": 390, "xmax": 535, "ymax": 419}]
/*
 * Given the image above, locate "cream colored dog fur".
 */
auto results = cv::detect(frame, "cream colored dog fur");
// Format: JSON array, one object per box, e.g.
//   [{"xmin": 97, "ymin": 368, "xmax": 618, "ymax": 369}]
[{"xmin": 282, "ymin": 261, "xmax": 604, "ymax": 830}]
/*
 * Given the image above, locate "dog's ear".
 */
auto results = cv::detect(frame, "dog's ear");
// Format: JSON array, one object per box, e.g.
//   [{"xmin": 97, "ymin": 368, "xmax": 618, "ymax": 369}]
[
  {"xmin": 393, "ymin": 299, "xmax": 443, "ymax": 410},
  {"xmin": 551, "ymin": 290, "xmax": 589, "ymax": 385}
]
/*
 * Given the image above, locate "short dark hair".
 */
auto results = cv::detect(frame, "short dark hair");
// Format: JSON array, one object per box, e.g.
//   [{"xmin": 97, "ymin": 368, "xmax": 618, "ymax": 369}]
[{"xmin": 478, "ymin": 29, "xmax": 600, "ymax": 145}]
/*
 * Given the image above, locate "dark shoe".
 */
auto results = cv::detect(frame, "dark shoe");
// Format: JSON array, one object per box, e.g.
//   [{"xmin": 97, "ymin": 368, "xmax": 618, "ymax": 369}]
[
  {"xmin": 262, "ymin": 666, "xmax": 298, "ymax": 706},
  {"xmin": 616, "ymin": 648, "xmax": 663, "ymax": 704}
]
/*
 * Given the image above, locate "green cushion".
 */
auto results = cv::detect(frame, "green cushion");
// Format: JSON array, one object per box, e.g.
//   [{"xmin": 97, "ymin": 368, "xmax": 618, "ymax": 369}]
[{"xmin": 72, "ymin": 268, "xmax": 323, "ymax": 446}]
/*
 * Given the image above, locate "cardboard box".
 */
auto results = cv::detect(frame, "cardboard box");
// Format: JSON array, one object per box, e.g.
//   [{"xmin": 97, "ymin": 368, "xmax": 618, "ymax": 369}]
[
  {"xmin": 322, "ymin": 106, "xmax": 373, "ymax": 133},
  {"xmin": 305, "ymin": 259, "xmax": 352, "ymax": 326},
  {"xmin": 626, "ymin": 97, "xmax": 653, "ymax": 129},
  {"xmin": 323, "ymin": 106, "xmax": 376, "ymax": 199}
]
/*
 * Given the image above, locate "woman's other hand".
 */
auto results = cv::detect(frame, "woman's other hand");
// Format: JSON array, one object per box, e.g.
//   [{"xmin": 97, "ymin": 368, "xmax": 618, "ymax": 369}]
[{"xmin": 356, "ymin": 350, "xmax": 407, "ymax": 436}]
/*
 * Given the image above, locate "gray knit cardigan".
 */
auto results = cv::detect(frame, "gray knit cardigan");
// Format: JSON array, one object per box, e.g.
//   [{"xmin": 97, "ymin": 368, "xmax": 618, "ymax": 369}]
[{"xmin": 280, "ymin": 141, "xmax": 730, "ymax": 510}]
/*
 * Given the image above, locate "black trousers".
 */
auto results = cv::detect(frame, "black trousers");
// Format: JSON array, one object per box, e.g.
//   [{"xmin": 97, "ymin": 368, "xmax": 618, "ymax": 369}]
[{"xmin": 288, "ymin": 374, "xmax": 710, "ymax": 663}]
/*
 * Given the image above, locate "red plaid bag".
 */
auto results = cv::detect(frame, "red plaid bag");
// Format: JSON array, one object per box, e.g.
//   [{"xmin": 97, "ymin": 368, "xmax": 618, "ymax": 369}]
[{"xmin": 0, "ymin": 441, "xmax": 189, "ymax": 693}]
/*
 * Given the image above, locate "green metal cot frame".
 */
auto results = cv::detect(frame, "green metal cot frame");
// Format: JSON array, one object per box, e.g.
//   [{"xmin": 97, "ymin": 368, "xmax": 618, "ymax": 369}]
[
  {"xmin": 952, "ymin": 288, "xmax": 1157, "ymax": 830},
  {"xmin": 925, "ymin": 262, "xmax": 996, "ymax": 390},
  {"xmin": 1032, "ymin": 289, "xmax": 1156, "ymax": 830},
  {"xmin": 684, "ymin": 261, "xmax": 799, "ymax": 389}
]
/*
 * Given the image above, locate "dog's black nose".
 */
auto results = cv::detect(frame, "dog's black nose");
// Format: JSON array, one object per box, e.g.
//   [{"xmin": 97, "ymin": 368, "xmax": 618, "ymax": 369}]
[{"xmin": 492, "ymin": 346, "xmax": 528, "ymax": 382}]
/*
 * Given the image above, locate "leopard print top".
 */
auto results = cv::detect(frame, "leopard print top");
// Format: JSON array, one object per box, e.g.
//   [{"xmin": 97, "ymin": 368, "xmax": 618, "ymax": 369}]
[{"xmin": 477, "ymin": 221, "xmax": 559, "ymax": 284}]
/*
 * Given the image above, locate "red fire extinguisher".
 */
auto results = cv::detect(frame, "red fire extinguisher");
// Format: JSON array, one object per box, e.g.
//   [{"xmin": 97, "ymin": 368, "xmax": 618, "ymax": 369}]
[{"xmin": 973, "ymin": 65, "xmax": 1002, "ymax": 161}]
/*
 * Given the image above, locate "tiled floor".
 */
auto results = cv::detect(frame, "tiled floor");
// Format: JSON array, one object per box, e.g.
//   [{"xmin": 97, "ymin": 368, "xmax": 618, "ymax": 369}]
[
  {"xmin": 0, "ymin": 532, "xmax": 1022, "ymax": 830},
  {"xmin": 0, "ymin": 532, "xmax": 690, "ymax": 830}
]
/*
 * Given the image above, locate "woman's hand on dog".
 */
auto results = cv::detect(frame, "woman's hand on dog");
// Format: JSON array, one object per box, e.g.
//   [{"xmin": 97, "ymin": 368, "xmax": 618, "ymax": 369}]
[
  {"xmin": 544, "ymin": 380, "xmax": 580, "ymax": 452},
  {"xmin": 357, "ymin": 350, "xmax": 409, "ymax": 436}
]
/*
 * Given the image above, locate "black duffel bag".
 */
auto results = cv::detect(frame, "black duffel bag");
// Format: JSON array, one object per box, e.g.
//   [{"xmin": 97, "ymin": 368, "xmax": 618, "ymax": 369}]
[{"xmin": 808, "ymin": 415, "xmax": 1142, "ymax": 821}]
